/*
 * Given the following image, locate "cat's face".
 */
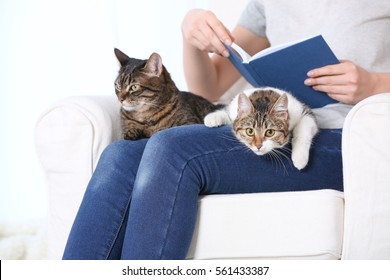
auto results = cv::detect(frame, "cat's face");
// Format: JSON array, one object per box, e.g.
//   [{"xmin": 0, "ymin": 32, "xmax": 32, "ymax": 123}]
[
  {"xmin": 233, "ymin": 90, "xmax": 290, "ymax": 155},
  {"xmin": 114, "ymin": 49, "xmax": 169, "ymax": 112}
]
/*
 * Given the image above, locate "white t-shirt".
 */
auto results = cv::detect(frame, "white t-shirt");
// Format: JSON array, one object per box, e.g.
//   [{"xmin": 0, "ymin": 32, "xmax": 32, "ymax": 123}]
[{"xmin": 236, "ymin": 0, "xmax": 390, "ymax": 128}]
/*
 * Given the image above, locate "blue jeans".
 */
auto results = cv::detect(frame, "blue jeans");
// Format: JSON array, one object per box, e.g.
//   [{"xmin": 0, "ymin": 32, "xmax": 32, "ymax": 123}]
[{"xmin": 62, "ymin": 125, "xmax": 343, "ymax": 260}]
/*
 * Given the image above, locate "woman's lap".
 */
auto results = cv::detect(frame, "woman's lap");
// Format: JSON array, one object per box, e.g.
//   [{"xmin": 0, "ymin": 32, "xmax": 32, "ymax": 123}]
[
  {"xmin": 141, "ymin": 124, "xmax": 343, "ymax": 194},
  {"xmin": 122, "ymin": 124, "xmax": 342, "ymax": 259},
  {"xmin": 63, "ymin": 124, "xmax": 343, "ymax": 259}
]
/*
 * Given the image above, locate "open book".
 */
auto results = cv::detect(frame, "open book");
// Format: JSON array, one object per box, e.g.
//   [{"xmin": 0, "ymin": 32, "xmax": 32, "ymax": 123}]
[{"xmin": 225, "ymin": 35, "xmax": 339, "ymax": 108}]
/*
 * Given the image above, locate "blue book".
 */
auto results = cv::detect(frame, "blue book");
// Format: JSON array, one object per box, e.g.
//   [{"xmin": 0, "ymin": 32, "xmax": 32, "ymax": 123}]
[{"xmin": 225, "ymin": 35, "xmax": 339, "ymax": 108}]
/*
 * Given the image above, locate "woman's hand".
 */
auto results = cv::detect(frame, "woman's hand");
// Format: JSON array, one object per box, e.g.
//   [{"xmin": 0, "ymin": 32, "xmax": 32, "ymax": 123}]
[
  {"xmin": 181, "ymin": 9, "xmax": 234, "ymax": 57},
  {"xmin": 304, "ymin": 60, "xmax": 377, "ymax": 105}
]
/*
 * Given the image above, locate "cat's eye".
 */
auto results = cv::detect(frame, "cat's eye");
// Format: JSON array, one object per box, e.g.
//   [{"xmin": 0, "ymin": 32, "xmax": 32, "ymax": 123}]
[
  {"xmin": 265, "ymin": 129, "xmax": 275, "ymax": 137},
  {"xmin": 130, "ymin": 84, "xmax": 141, "ymax": 92},
  {"xmin": 246, "ymin": 128, "xmax": 255, "ymax": 136}
]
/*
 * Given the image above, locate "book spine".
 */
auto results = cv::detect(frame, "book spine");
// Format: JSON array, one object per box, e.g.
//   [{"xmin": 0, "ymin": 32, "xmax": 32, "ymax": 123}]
[
  {"xmin": 225, "ymin": 44, "xmax": 264, "ymax": 87},
  {"xmin": 245, "ymin": 64, "xmax": 266, "ymax": 87}
]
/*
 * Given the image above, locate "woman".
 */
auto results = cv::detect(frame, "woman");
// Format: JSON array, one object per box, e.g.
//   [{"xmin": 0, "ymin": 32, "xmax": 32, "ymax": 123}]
[{"xmin": 63, "ymin": 0, "xmax": 390, "ymax": 259}]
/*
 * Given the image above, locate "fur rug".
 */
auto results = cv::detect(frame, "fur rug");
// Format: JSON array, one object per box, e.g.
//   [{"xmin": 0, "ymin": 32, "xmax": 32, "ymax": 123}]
[{"xmin": 0, "ymin": 219, "xmax": 48, "ymax": 260}]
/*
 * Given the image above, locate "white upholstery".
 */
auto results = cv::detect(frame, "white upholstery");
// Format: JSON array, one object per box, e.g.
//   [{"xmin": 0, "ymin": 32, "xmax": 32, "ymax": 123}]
[
  {"xmin": 342, "ymin": 93, "xmax": 390, "ymax": 259},
  {"xmin": 188, "ymin": 190, "xmax": 344, "ymax": 259},
  {"xmin": 35, "ymin": 93, "xmax": 390, "ymax": 260}
]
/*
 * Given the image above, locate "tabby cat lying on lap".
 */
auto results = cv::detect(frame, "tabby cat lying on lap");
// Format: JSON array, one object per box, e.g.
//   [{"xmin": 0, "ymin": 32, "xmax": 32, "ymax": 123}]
[
  {"xmin": 114, "ymin": 48, "xmax": 223, "ymax": 140},
  {"xmin": 204, "ymin": 87, "xmax": 318, "ymax": 170}
]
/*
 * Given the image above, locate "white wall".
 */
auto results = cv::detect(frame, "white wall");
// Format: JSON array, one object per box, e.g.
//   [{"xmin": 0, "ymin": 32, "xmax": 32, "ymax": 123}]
[
  {"xmin": 0, "ymin": 0, "xmax": 247, "ymax": 223},
  {"xmin": 0, "ymin": 0, "xmax": 117, "ymax": 223}
]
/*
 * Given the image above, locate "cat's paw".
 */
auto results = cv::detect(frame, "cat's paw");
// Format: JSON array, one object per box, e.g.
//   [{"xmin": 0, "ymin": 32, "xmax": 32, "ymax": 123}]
[
  {"xmin": 291, "ymin": 151, "xmax": 309, "ymax": 170},
  {"xmin": 123, "ymin": 128, "xmax": 142, "ymax": 140},
  {"xmin": 204, "ymin": 111, "xmax": 231, "ymax": 127}
]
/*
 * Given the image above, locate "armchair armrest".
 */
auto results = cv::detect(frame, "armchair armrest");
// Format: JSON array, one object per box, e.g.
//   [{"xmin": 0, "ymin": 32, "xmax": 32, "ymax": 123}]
[
  {"xmin": 342, "ymin": 92, "xmax": 390, "ymax": 259},
  {"xmin": 35, "ymin": 95, "xmax": 121, "ymax": 259}
]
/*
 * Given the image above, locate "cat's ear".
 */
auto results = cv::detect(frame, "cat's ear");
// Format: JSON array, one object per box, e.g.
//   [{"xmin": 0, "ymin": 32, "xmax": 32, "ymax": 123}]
[
  {"xmin": 237, "ymin": 93, "xmax": 254, "ymax": 116},
  {"xmin": 144, "ymin": 52, "xmax": 163, "ymax": 77},
  {"xmin": 271, "ymin": 93, "xmax": 288, "ymax": 120},
  {"xmin": 114, "ymin": 48, "xmax": 131, "ymax": 67}
]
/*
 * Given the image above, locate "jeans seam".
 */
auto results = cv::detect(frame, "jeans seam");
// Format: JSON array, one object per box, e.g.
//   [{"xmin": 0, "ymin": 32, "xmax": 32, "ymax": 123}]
[{"xmin": 104, "ymin": 189, "xmax": 132, "ymax": 260}]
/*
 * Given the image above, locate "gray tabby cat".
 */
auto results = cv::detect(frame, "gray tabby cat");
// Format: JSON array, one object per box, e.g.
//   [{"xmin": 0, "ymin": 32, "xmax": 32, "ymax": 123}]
[
  {"xmin": 114, "ymin": 48, "xmax": 224, "ymax": 140},
  {"xmin": 204, "ymin": 87, "xmax": 318, "ymax": 170}
]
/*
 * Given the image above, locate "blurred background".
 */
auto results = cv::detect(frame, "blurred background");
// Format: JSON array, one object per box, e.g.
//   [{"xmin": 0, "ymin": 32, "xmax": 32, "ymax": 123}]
[{"xmin": 0, "ymin": 0, "xmax": 246, "ymax": 224}]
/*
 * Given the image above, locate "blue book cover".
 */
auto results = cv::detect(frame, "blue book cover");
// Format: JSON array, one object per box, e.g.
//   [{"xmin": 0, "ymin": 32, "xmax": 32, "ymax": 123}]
[{"xmin": 225, "ymin": 35, "xmax": 339, "ymax": 108}]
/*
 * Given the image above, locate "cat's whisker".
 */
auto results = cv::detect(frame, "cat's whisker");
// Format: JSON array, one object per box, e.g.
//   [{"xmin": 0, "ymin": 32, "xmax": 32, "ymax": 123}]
[
  {"xmin": 223, "ymin": 140, "xmax": 252, "ymax": 154},
  {"xmin": 268, "ymin": 150, "xmax": 290, "ymax": 175},
  {"xmin": 227, "ymin": 144, "xmax": 249, "ymax": 154},
  {"xmin": 275, "ymin": 148, "xmax": 293, "ymax": 164},
  {"xmin": 279, "ymin": 150, "xmax": 294, "ymax": 171},
  {"xmin": 239, "ymin": 146, "xmax": 254, "ymax": 155},
  {"xmin": 227, "ymin": 141, "xmax": 253, "ymax": 155},
  {"xmin": 218, "ymin": 133, "xmax": 242, "ymax": 143},
  {"xmin": 268, "ymin": 151, "xmax": 283, "ymax": 169},
  {"xmin": 216, "ymin": 131, "xmax": 243, "ymax": 144},
  {"xmin": 139, "ymin": 101, "xmax": 162, "ymax": 109},
  {"xmin": 279, "ymin": 146, "xmax": 292, "ymax": 155}
]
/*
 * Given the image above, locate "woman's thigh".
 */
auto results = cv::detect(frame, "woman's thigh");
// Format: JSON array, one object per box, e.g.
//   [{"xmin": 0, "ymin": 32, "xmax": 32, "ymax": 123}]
[{"xmin": 143, "ymin": 124, "xmax": 343, "ymax": 195}]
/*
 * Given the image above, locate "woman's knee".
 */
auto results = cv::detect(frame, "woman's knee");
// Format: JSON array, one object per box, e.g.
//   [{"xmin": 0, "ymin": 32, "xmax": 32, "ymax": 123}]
[
  {"xmin": 144, "ymin": 126, "xmax": 201, "ymax": 164},
  {"xmin": 98, "ymin": 140, "xmax": 147, "ymax": 168},
  {"xmin": 87, "ymin": 140, "xmax": 147, "ymax": 193}
]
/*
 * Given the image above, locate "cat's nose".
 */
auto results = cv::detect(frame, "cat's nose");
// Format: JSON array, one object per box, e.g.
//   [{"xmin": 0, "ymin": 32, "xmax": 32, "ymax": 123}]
[
  {"xmin": 254, "ymin": 140, "xmax": 263, "ymax": 150},
  {"xmin": 252, "ymin": 144, "xmax": 262, "ymax": 151}
]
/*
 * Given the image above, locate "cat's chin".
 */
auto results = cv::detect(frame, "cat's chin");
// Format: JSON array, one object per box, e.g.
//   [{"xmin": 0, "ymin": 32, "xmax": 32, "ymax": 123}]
[
  {"xmin": 253, "ymin": 149, "xmax": 268, "ymax": 156},
  {"xmin": 122, "ymin": 104, "xmax": 137, "ymax": 111}
]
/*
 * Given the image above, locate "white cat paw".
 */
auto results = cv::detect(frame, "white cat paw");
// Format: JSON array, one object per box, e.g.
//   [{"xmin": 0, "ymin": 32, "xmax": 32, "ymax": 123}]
[
  {"xmin": 204, "ymin": 111, "xmax": 231, "ymax": 127},
  {"xmin": 292, "ymin": 151, "xmax": 309, "ymax": 170}
]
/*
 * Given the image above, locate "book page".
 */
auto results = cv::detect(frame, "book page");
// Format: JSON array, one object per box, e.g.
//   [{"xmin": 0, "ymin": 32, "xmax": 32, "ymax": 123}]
[
  {"xmin": 250, "ymin": 41, "xmax": 295, "ymax": 60},
  {"xmin": 229, "ymin": 43, "xmax": 252, "ymax": 62},
  {"xmin": 249, "ymin": 35, "xmax": 320, "ymax": 61}
]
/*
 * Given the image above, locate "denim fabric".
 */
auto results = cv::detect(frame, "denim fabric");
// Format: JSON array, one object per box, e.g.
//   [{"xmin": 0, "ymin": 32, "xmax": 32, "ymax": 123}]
[{"xmin": 62, "ymin": 124, "xmax": 343, "ymax": 260}]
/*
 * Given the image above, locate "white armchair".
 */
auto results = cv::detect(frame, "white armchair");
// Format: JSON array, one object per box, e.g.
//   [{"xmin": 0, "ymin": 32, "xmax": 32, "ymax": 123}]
[{"xmin": 35, "ymin": 92, "xmax": 390, "ymax": 260}]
